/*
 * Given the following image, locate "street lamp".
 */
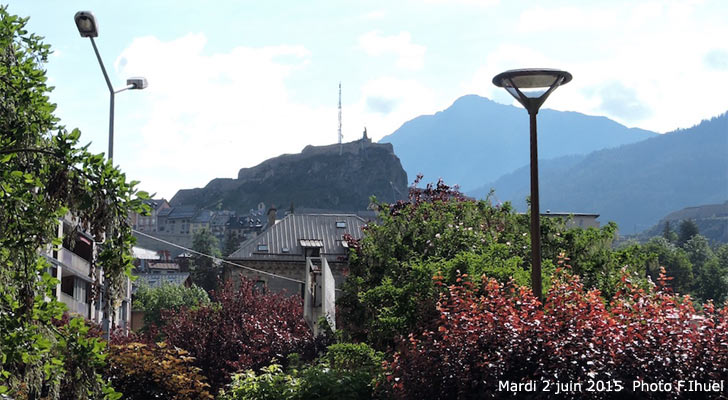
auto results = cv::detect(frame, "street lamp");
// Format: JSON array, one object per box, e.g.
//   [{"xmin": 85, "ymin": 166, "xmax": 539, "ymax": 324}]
[
  {"xmin": 492, "ymin": 68, "xmax": 571, "ymax": 302},
  {"xmin": 74, "ymin": 10, "xmax": 147, "ymax": 160},
  {"xmin": 75, "ymin": 11, "xmax": 147, "ymax": 338}
]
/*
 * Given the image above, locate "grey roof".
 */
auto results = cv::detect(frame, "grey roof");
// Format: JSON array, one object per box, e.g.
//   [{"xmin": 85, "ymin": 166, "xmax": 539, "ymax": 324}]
[
  {"xmin": 193, "ymin": 209, "xmax": 213, "ymax": 224},
  {"xmin": 228, "ymin": 213, "xmax": 366, "ymax": 260},
  {"xmin": 167, "ymin": 205, "xmax": 198, "ymax": 219},
  {"xmin": 210, "ymin": 210, "xmax": 235, "ymax": 226},
  {"xmin": 143, "ymin": 198, "xmax": 169, "ymax": 211}
]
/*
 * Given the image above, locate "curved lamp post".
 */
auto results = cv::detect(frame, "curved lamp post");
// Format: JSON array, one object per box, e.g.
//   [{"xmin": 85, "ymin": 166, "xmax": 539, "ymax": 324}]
[
  {"xmin": 492, "ymin": 68, "xmax": 571, "ymax": 301},
  {"xmin": 74, "ymin": 11, "xmax": 147, "ymax": 161},
  {"xmin": 75, "ymin": 11, "xmax": 147, "ymax": 338}
]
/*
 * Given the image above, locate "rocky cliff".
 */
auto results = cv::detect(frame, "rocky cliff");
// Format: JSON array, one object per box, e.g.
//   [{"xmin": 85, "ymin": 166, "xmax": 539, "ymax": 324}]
[{"xmin": 170, "ymin": 138, "xmax": 408, "ymax": 212}]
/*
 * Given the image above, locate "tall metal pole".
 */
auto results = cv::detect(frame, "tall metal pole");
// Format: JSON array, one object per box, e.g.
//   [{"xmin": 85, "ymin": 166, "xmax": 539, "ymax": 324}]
[
  {"xmin": 528, "ymin": 110, "xmax": 542, "ymax": 301},
  {"xmin": 89, "ymin": 37, "xmax": 115, "ymax": 160},
  {"xmin": 89, "ymin": 36, "xmax": 115, "ymax": 338}
]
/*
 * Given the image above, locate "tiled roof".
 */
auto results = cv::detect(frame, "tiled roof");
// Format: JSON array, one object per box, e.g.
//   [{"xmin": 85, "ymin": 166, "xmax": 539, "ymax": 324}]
[{"xmin": 228, "ymin": 213, "xmax": 366, "ymax": 260}]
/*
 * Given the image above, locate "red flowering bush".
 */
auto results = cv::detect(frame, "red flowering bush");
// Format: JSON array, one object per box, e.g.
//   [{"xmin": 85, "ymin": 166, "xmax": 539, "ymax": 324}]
[
  {"xmin": 160, "ymin": 279, "xmax": 315, "ymax": 393},
  {"xmin": 384, "ymin": 259, "xmax": 728, "ymax": 399}
]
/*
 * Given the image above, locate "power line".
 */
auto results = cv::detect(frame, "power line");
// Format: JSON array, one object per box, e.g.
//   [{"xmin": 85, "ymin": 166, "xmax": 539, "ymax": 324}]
[{"xmin": 132, "ymin": 230, "xmax": 305, "ymax": 285}]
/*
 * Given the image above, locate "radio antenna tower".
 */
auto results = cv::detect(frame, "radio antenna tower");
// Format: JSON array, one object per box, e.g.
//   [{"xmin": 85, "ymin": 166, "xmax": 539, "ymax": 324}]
[
  {"xmin": 338, "ymin": 82, "xmax": 343, "ymax": 154},
  {"xmin": 338, "ymin": 82, "xmax": 343, "ymax": 141}
]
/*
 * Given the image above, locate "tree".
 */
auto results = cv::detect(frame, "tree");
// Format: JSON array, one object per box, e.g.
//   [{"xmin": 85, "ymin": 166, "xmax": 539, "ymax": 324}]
[
  {"xmin": 384, "ymin": 267, "xmax": 728, "ymax": 399},
  {"xmin": 161, "ymin": 279, "xmax": 315, "ymax": 393},
  {"xmin": 339, "ymin": 177, "xmax": 631, "ymax": 350},
  {"xmin": 642, "ymin": 237, "xmax": 694, "ymax": 294},
  {"xmin": 132, "ymin": 282, "xmax": 209, "ymax": 329},
  {"xmin": 105, "ymin": 342, "xmax": 213, "ymax": 400},
  {"xmin": 678, "ymin": 218, "xmax": 700, "ymax": 246},
  {"xmin": 662, "ymin": 220, "xmax": 678, "ymax": 243},
  {"xmin": 0, "ymin": 7, "xmax": 146, "ymax": 398},
  {"xmin": 190, "ymin": 228, "xmax": 221, "ymax": 292},
  {"xmin": 223, "ymin": 231, "xmax": 241, "ymax": 257}
]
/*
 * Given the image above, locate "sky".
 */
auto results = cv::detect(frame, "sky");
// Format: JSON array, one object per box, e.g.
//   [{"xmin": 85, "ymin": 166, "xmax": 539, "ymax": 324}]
[{"xmin": 7, "ymin": 0, "xmax": 728, "ymax": 199}]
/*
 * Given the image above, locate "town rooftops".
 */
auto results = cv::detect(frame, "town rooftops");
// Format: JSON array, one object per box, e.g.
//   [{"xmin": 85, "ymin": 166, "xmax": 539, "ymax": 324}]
[
  {"xmin": 142, "ymin": 198, "xmax": 169, "ymax": 211},
  {"xmin": 228, "ymin": 213, "xmax": 366, "ymax": 260},
  {"xmin": 166, "ymin": 205, "xmax": 198, "ymax": 219},
  {"xmin": 193, "ymin": 209, "xmax": 214, "ymax": 224}
]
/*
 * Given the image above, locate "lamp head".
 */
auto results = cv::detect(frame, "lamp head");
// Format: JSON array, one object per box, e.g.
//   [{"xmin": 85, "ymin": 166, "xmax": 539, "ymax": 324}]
[
  {"xmin": 74, "ymin": 11, "xmax": 98, "ymax": 38},
  {"xmin": 492, "ymin": 68, "xmax": 571, "ymax": 113},
  {"xmin": 126, "ymin": 77, "xmax": 148, "ymax": 90}
]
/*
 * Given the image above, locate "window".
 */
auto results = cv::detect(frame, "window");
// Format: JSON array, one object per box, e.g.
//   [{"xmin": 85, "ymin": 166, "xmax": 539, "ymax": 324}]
[
  {"xmin": 336, "ymin": 221, "xmax": 346, "ymax": 228},
  {"xmin": 282, "ymin": 247, "xmax": 290, "ymax": 253},
  {"xmin": 257, "ymin": 244, "xmax": 269, "ymax": 252}
]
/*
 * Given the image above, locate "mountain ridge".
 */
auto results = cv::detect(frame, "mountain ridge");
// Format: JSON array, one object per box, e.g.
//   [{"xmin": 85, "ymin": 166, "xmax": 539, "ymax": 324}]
[
  {"xmin": 379, "ymin": 94, "xmax": 657, "ymax": 191},
  {"xmin": 472, "ymin": 112, "xmax": 728, "ymax": 234}
]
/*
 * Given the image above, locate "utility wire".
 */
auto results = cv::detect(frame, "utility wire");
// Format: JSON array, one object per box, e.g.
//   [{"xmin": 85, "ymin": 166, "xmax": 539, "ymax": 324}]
[{"xmin": 132, "ymin": 230, "xmax": 305, "ymax": 285}]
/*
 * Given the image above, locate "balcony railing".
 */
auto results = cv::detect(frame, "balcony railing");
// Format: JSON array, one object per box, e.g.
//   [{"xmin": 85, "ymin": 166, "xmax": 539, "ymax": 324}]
[
  {"xmin": 58, "ymin": 248, "xmax": 91, "ymax": 278},
  {"xmin": 59, "ymin": 292, "xmax": 90, "ymax": 318}
]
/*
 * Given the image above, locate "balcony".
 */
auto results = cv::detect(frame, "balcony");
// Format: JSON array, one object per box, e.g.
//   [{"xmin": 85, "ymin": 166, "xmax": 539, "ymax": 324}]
[
  {"xmin": 58, "ymin": 248, "xmax": 91, "ymax": 278},
  {"xmin": 59, "ymin": 292, "xmax": 90, "ymax": 318}
]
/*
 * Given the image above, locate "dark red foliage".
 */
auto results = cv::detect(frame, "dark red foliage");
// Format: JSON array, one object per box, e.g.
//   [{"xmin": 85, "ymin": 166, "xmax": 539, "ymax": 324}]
[
  {"xmin": 385, "ymin": 262, "xmax": 728, "ymax": 399},
  {"xmin": 389, "ymin": 175, "xmax": 469, "ymax": 218},
  {"xmin": 160, "ymin": 278, "xmax": 315, "ymax": 393}
]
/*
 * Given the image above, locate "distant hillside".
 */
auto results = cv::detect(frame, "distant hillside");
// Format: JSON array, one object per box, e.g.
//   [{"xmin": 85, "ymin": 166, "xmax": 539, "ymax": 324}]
[
  {"xmin": 379, "ymin": 94, "xmax": 656, "ymax": 191},
  {"xmin": 636, "ymin": 201, "xmax": 728, "ymax": 243},
  {"xmin": 170, "ymin": 138, "xmax": 408, "ymax": 212},
  {"xmin": 471, "ymin": 113, "xmax": 728, "ymax": 234}
]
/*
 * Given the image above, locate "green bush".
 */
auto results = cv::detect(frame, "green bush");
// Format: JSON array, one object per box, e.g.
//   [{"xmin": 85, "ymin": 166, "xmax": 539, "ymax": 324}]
[
  {"xmin": 133, "ymin": 283, "xmax": 209, "ymax": 329},
  {"xmin": 219, "ymin": 343, "xmax": 385, "ymax": 400}
]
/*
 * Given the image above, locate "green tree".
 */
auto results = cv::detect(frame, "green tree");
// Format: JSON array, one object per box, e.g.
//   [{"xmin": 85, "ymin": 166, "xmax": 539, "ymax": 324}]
[
  {"xmin": 662, "ymin": 220, "xmax": 678, "ymax": 243},
  {"xmin": 223, "ymin": 232, "xmax": 241, "ymax": 257},
  {"xmin": 0, "ymin": 7, "xmax": 145, "ymax": 398},
  {"xmin": 338, "ymin": 180, "xmax": 634, "ymax": 349},
  {"xmin": 678, "ymin": 219, "xmax": 699, "ymax": 246},
  {"xmin": 641, "ymin": 237, "xmax": 694, "ymax": 294},
  {"xmin": 190, "ymin": 229, "xmax": 221, "ymax": 292},
  {"xmin": 133, "ymin": 283, "xmax": 210, "ymax": 328}
]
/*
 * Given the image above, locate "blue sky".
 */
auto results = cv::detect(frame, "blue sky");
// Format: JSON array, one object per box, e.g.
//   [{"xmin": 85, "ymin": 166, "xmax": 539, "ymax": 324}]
[{"xmin": 7, "ymin": 0, "xmax": 728, "ymax": 199}]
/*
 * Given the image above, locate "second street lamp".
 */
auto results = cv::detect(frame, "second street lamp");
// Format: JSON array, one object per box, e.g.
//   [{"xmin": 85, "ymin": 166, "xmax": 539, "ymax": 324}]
[
  {"xmin": 74, "ymin": 10, "xmax": 147, "ymax": 161},
  {"xmin": 492, "ymin": 68, "xmax": 571, "ymax": 302},
  {"xmin": 75, "ymin": 11, "xmax": 147, "ymax": 338}
]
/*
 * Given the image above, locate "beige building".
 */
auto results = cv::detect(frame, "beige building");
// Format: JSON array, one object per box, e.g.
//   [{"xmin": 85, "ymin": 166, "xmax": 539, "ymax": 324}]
[{"xmin": 45, "ymin": 216, "xmax": 132, "ymax": 333}]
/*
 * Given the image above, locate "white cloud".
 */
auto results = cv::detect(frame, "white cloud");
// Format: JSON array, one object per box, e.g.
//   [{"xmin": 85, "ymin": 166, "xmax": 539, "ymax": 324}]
[
  {"xmin": 363, "ymin": 10, "xmax": 387, "ymax": 20},
  {"xmin": 115, "ymin": 34, "xmax": 333, "ymax": 198},
  {"xmin": 358, "ymin": 30, "xmax": 426, "ymax": 70},
  {"xmin": 420, "ymin": 0, "xmax": 499, "ymax": 6},
  {"xmin": 517, "ymin": 6, "xmax": 618, "ymax": 33},
  {"xmin": 464, "ymin": 1, "xmax": 728, "ymax": 133},
  {"xmin": 346, "ymin": 77, "xmax": 440, "ymax": 141}
]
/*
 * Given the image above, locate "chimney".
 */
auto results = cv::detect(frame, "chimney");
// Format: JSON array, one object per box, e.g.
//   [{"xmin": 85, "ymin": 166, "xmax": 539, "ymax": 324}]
[{"xmin": 267, "ymin": 205, "xmax": 277, "ymax": 228}]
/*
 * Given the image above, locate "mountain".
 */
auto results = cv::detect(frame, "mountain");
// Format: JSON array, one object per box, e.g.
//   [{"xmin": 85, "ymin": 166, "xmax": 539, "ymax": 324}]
[
  {"xmin": 379, "ymin": 94, "xmax": 656, "ymax": 191},
  {"xmin": 636, "ymin": 201, "xmax": 728, "ymax": 244},
  {"xmin": 170, "ymin": 138, "xmax": 408, "ymax": 212},
  {"xmin": 471, "ymin": 113, "xmax": 728, "ymax": 234}
]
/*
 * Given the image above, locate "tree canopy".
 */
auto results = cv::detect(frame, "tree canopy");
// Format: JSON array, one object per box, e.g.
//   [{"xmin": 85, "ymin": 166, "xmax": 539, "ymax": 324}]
[{"xmin": 0, "ymin": 7, "xmax": 146, "ymax": 398}]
